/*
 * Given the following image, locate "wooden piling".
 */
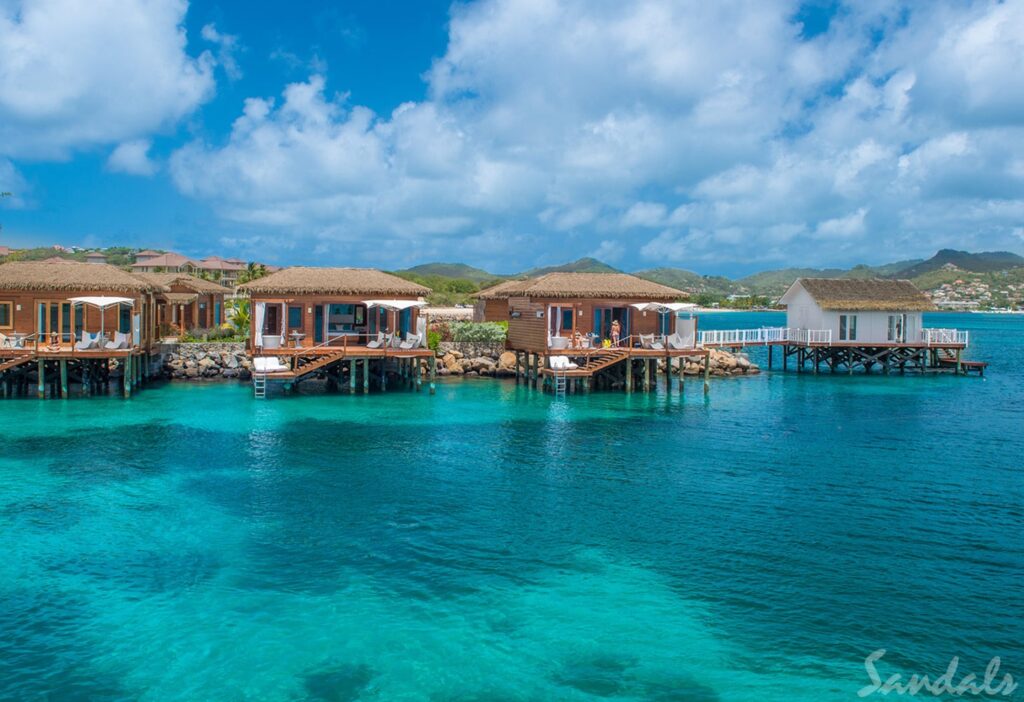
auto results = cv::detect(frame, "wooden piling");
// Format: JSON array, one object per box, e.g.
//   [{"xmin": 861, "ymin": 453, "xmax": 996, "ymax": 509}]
[
  {"xmin": 625, "ymin": 358, "xmax": 633, "ymax": 394},
  {"xmin": 429, "ymin": 355, "xmax": 436, "ymax": 395},
  {"xmin": 37, "ymin": 359, "xmax": 45, "ymax": 399},
  {"xmin": 60, "ymin": 360, "xmax": 68, "ymax": 399},
  {"xmin": 703, "ymin": 353, "xmax": 711, "ymax": 395},
  {"xmin": 362, "ymin": 358, "xmax": 369, "ymax": 392}
]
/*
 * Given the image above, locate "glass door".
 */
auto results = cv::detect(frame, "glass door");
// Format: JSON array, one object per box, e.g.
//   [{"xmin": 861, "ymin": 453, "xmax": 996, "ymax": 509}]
[{"xmin": 37, "ymin": 301, "xmax": 74, "ymax": 343}]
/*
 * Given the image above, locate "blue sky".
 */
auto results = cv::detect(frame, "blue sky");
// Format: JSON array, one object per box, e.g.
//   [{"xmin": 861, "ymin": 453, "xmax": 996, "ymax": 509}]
[{"xmin": 1, "ymin": 0, "xmax": 1023, "ymax": 276}]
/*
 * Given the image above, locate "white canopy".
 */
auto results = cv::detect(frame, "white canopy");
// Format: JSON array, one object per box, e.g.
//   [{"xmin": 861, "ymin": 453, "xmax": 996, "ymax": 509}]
[
  {"xmin": 362, "ymin": 299, "xmax": 427, "ymax": 311},
  {"xmin": 630, "ymin": 302, "xmax": 697, "ymax": 313},
  {"xmin": 68, "ymin": 296, "xmax": 135, "ymax": 309},
  {"xmin": 69, "ymin": 296, "xmax": 134, "ymax": 336}
]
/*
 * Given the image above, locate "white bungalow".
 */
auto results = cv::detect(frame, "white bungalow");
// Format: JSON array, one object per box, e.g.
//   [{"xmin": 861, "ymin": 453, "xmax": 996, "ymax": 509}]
[{"xmin": 779, "ymin": 278, "xmax": 937, "ymax": 345}]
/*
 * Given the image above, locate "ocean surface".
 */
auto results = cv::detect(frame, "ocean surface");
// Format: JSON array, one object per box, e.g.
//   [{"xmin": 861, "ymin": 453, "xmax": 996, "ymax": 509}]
[{"xmin": 1, "ymin": 312, "xmax": 1021, "ymax": 701}]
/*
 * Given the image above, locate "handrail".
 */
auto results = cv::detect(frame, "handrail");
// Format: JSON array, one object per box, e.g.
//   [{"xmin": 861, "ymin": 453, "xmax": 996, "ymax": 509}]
[
  {"xmin": 922, "ymin": 328, "xmax": 969, "ymax": 347},
  {"xmin": 698, "ymin": 327, "xmax": 790, "ymax": 346}
]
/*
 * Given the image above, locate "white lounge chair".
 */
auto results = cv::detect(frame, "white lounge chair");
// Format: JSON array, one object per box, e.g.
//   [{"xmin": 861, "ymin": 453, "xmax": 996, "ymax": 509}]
[
  {"xmin": 0, "ymin": 333, "xmax": 9, "ymax": 349},
  {"xmin": 253, "ymin": 356, "xmax": 290, "ymax": 373},
  {"xmin": 104, "ymin": 331, "xmax": 130, "ymax": 350},
  {"xmin": 639, "ymin": 333, "xmax": 665, "ymax": 350},
  {"xmin": 75, "ymin": 331, "xmax": 98, "ymax": 351},
  {"xmin": 550, "ymin": 355, "xmax": 579, "ymax": 371},
  {"xmin": 399, "ymin": 333, "xmax": 421, "ymax": 350},
  {"xmin": 667, "ymin": 333, "xmax": 689, "ymax": 350},
  {"xmin": 366, "ymin": 332, "xmax": 385, "ymax": 349}
]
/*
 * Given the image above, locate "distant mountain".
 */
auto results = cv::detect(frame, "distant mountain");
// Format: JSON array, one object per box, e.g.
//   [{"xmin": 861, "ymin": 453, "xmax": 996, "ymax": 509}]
[
  {"xmin": 523, "ymin": 257, "xmax": 620, "ymax": 276},
  {"xmin": 736, "ymin": 267, "xmax": 848, "ymax": 293},
  {"xmin": 396, "ymin": 262, "xmax": 501, "ymax": 284},
  {"xmin": 889, "ymin": 249, "xmax": 1024, "ymax": 278},
  {"xmin": 634, "ymin": 267, "xmax": 735, "ymax": 296}
]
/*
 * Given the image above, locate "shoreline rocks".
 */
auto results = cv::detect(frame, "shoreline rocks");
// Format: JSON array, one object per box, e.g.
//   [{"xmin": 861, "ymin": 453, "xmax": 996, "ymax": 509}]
[{"xmin": 161, "ymin": 342, "xmax": 252, "ymax": 381}]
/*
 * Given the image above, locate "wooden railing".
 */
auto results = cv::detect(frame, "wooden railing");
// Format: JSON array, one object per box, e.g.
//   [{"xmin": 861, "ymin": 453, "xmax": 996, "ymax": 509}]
[
  {"xmin": 792, "ymin": 329, "xmax": 833, "ymax": 345},
  {"xmin": 698, "ymin": 327, "xmax": 790, "ymax": 346},
  {"xmin": 922, "ymin": 328, "xmax": 969, "ymax": 346}
]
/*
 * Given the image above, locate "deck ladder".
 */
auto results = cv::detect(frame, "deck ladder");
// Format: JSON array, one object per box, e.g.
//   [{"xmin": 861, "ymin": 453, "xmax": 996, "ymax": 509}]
[
  {"xmin": 253, "ymin": 373, "xmax": 267, "ymax": 399},
  {"xmin": 554, "ymin": 372, "xmax": 568, "ymax": 396}
]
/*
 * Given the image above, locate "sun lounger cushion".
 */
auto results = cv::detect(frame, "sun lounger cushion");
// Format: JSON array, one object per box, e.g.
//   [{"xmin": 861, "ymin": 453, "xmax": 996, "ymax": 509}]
[{"xmin": 366, "ymin": 332, "xmax": 385, "ymax": 349}]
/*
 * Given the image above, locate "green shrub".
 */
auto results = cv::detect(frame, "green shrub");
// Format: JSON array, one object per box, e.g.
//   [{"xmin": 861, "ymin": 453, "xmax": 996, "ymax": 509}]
[
  {"xmin": 427, "ymin": 330, "xmax": 441, "ymax": 352},
  {"xmin": 449, "ymin": 321, "xmax": 507, "ymax": 344}
]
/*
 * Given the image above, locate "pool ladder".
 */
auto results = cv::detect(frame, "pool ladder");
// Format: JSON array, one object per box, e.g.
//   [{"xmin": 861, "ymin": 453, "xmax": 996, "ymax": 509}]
[{"xmin": 253, "ymin": 373, "xmax": 267, "ymax": 399}]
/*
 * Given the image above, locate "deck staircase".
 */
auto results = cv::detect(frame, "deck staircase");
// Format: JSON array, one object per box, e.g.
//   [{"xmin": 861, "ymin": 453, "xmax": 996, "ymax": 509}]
[
  {"xmin": 0, "ymin": 355, "xmax": 36, "ymax": 374},
  {"xmin": 578, "ymin": 348, "xmax": 630, "ymax": 374},
  {"xmin": 293, "ymin": 351, "xmax": 347, "ymax": 380}
]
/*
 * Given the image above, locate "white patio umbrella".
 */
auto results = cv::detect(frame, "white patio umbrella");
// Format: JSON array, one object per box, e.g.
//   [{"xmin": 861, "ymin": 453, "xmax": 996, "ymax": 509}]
[{"xmin": 68, "ymin": 296, "xmax": 134, "ymax": 337}]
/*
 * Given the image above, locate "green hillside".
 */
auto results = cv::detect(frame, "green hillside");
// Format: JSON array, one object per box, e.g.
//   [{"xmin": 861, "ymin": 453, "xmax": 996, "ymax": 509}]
[
  {"xmin": 894, "ymin": 249, "xmax": 1024, "ymax": 278},
  {"xmin": 634, "ymin": 267, "xmax": 734, "ymax": 296},
  {"xmin": 523, "ymin": 257, "xmax": 620, "ymax": 276},
  {"xmin": 396, "ymin": 262, "xmax": 501, "ymax": 284}
]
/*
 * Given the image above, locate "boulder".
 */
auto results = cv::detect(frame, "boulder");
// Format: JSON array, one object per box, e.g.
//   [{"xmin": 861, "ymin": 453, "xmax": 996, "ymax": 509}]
[
  {"xmin": 470, "ymin": 357, "xmax": 496, "ymax": 373},
  {"xmin": 497, "ymin": 351, "xmax": 517, "ymax": 369}
]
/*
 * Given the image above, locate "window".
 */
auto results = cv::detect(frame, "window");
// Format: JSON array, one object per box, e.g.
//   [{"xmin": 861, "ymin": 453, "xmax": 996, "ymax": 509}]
[
  {"xmin": 561, "ymin": 308, "xmax": 574, "ymax": 333},
  {"xmin": 119, "ymin": 303, "xmax": 132, "ymax": 334},
  {"xmin": 839, "ymin": 314, "xmax": 858, "ymax": 341},
  {"xmin": 0, "ymin": 301, "xmax": 11, "ymax": 328},
  {"xmin": 288, "ymin": 306, "xmax": 303, "ymax": 330}
]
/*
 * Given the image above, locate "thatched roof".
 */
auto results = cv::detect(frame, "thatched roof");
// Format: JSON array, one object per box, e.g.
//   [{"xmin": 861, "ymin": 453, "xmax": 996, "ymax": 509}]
[
  {"xmin": 238, "ymin": 267, "xmax": 431, "ymax": 297},
  {"xmin": 793, "ymin": 278, "xmax": 936, "ymax": 311},
  {"xmin": 133, "ymin": 272, "xmax": 231, "ymax": 294},
  {"xmin": 0, "ymin": 260, "xmax": 156, "ymax": 293},
  {"xmin": 475, "ymin": 278, "xmax": 534, "ymax": 300},
  {"xmin": 163, "ymin": 292, "xmax": 199, "ymax": 304},
  {"xmin": 477, "ymin": 272, "xmax": 685, "ymax": 301}
]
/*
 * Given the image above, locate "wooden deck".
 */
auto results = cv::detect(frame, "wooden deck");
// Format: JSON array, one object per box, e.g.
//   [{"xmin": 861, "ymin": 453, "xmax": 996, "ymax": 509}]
[{"xmin": 0, "ymin": 345, "xmax": 154, "ymax": 398}]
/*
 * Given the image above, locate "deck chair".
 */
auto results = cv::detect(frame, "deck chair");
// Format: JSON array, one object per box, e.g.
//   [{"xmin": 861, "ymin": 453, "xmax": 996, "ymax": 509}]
[
  {"xmin": 366, "ymin": 332, "xmax": 385, "ymax": 349},
  {"xmin": 550, "ymin": 355, "xmax": 579, "ymax": 371},
  {"xmin": 75, "ymin": 331, "xmax": 98, "ymax": 351},
  {"xmin": 640, "ymin": 333, "xmax": 662, "ymax": 349},
  {"xmin": 104, "ymin": 331, "xmax": 129, "ymax": 350},
  {"xmin": 667, "ymin": 333, "xmax": 688, "ymax": 350},
  {"xmin": 0, "ymin": 333, "xmax": 8, "ymax": 349},
  {"xmin": 398, "ymin": 333, "xmax": 421, "ymax": 350}
]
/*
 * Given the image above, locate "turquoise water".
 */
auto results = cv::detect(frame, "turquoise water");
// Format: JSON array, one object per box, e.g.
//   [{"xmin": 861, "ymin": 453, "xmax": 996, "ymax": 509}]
[{"xmin": 2, "ymin": 312, "xmax": 1022, "ymax": 701}]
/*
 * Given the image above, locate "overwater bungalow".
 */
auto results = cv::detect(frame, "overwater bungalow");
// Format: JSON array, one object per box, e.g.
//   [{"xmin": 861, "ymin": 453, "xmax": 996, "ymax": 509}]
[
  {"xmin": 133, "ymin": 272, "xmax": 231, "ymax": 336},
  {"xmin": 702, "ymin": 277, "xmax": 982, "ymax": 374},
  {"xmin": 239, "ymin": 267, "xmax": 435, "ymax": 396},
  {"xmin": 488, "ymin": 272, "xmax": 708, "ymax": 393},
  {"xmin": 0, "ymin": 260, "xmax": 160, "ymax": 397}
]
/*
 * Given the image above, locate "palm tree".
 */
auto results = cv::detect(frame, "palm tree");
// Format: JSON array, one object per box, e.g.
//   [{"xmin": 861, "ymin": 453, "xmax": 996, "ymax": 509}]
[{"xmin": 237, "ymin": 262, "xmax": 268, "ymax": 285}]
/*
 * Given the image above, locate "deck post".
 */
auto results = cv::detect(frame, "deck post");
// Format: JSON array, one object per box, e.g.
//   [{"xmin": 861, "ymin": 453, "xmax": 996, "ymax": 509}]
[
  {"xmin": 37, "ymin": 359, "xmax": 45, "ymax": 399},
  {"xmin": 703, "ymin": 353, "xmax": 710, "ymax": 395},
  {"xmin": 642, "ymin": 359, "xmax": 650, "ymax": 392},
  {"xmin": 664, "ymin": 354, "xmax": 671, "ymax": 391},
  {"xmin": 625, "ymin": 357, "xmax": 633, "ymax": 394},
  {"xmin": 429, "ymin": 355, "xmax": 436, "ymax": 395},
  {"xmin": 768, "ymin": 345, "xmax": 773, "ymax": 369},
  {"xmin": 123, "ymin": 354, "xmax": 132, "ymax": 398},
  {"xmin": 678, "ymin": 358, "xmax": 685, "ymax": 391},
  {"xmin": 514, "ymin": 352, "xmax": 521, "ymax": 384},
  {"xmin": 956, "ymin": 348, "xmax": 962, "ymax": 375},
  {"xmin": 60, "ymin": 360, "xmax": 68, "ymax": 399},
  {"xmin": 348, "ymin": 359, "xmax": 356, "ymax": 392},
  {"xmin": 362, "ymin": 358, "xmax": 369, "ymax": 392}
]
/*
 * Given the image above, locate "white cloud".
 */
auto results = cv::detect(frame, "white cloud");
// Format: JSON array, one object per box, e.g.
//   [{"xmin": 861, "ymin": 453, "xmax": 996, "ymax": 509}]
[
  {"xmin": 106, "ymin": 140, "xmax": 158, "ymax": 176},
  {"xmin": 201, "ymin": 23, "xmax": 242, "ymax": 81},
  {"xmin": 621, "ymin": 202, "xmax": 668, "ymax": 228},
  {"xmin": 0, "ymin": 0, "xmax": 215, "ymax": 159},
  {"xmin": 0, "ymin": 159, "xmax": 28, "ymax": 207},
  {"xmin": 167, "ymin": 0, "xmax": 1024, "ymax": 268}
]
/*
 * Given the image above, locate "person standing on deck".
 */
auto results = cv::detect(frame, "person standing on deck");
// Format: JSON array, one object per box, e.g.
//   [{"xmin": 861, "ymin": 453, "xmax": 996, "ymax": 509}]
[{"xmin": 610, "ymin": 320, "xmax": 621, "ymax": 346}]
